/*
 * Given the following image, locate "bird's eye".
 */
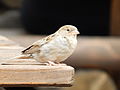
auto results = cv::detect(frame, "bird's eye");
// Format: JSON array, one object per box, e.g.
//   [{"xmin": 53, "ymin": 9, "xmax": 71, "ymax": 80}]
[{"xmin": 67, "ymin": 29, "xmax": 70, "ymax": 31}]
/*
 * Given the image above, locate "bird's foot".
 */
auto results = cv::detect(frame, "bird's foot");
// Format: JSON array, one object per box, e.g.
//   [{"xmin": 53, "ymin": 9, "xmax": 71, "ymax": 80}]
[
  {"xmin": 55, "ymin": 62, "xmax": 67, "ymax": 66},
  {"xmin": 56, "ymin": 63, "xmax": 67, "ymax": 66},
  {"xmin": 46, "ymin": 61, "xmax": 66, "ymax": 66},
  {"xmin": 46, "ymin": 61, "xmax": 57, "ymax": 66}
]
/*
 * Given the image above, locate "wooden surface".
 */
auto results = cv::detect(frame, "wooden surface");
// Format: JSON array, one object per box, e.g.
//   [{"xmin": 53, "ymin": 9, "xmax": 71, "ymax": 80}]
[
  {"xmin": 0, "ymin": 65, "xmax": 74, "ymax": 87},
  {"xmin": 9, "ymin": 36, "xmax": 120, "ymax": 71},
  {"xmin": 0, "ymin": 35, "xmax": 74, "ymax": 87},
  {"xmin": 4, "ymin": 35, "xmax": 120, "ymax": 88}
]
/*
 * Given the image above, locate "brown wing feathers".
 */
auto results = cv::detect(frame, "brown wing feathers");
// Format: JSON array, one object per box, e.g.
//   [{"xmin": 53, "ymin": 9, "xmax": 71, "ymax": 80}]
[{"xmin": 22, "ymin": 45, "xmax": 40, "ymax": 54}]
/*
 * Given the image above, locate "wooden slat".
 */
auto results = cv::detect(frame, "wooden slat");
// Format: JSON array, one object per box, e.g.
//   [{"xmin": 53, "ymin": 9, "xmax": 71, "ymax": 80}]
[
  {"xmin": 0, "ymin": 35, "xmax": 74, "ymax": 87},
  {"xmin": 0, "ymin": 65, "xmax": 74, "ymax": 87}
]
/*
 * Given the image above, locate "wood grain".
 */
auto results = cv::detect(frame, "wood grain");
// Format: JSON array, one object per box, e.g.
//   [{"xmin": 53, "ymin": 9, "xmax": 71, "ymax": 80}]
[
  {"xmin": 0, "ymin": 65, "xmax": 74, "ymax": 86},
  {"xmin": 0, "ymin": 35, "xmax": 74, "ymax": 87}
]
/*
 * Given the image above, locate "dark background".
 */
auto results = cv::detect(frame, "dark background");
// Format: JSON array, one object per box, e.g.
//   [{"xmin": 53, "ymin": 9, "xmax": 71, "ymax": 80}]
[{"xmin": 21, "ymin": 0, "xmax": 110, "ymax": 35}]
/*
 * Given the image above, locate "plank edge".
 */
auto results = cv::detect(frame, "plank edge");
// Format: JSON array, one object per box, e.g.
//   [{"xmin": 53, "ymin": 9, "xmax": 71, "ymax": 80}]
[{"xmin": 0, "ymin": 84, "xmax": 72, "ymax": 87}]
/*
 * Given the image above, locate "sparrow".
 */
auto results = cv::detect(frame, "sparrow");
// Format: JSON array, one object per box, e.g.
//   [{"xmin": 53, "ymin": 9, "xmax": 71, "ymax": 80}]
[{"xmin": 21, "ymin": 25, "xmax": 79, "ymax": 65}]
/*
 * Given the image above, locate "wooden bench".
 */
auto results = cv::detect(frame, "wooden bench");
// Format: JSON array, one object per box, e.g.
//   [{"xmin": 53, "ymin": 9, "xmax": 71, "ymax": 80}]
[{"xmin": 0, "ymin": 35, "xmax": 74, "ymax": 87}]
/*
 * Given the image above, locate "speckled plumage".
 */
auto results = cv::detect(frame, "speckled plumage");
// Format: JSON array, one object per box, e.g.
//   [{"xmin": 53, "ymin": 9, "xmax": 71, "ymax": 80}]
[{"xmin": 22, "ymin": 25, "xmax": 79, "ymax": 65}]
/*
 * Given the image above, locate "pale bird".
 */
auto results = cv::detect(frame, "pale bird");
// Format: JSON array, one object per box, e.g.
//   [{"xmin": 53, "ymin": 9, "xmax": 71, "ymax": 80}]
[{"xmin": 22, "ymin": 25, "xmax": 79, "ymax": 65}]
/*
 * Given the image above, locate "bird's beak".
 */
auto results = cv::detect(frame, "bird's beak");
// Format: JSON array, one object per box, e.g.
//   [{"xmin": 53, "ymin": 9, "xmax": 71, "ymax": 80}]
[{"xmin": 71, "ymin": 30, "xmax": 80, "ymax": 35}]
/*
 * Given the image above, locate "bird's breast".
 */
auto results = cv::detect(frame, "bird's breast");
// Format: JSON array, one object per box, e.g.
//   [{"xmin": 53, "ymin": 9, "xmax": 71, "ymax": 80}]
[
  {"xmin": 52, "ymin": 36, "xmax": 77, "ymax": 54},
  {"xmin": 39, "ymin": 36, "xmax": 77, "ymax": 62}
]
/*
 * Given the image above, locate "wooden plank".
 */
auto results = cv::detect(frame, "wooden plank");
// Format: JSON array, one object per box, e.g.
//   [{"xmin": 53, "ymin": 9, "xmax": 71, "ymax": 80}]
[
  {"xmin": 0, "ymin": 35, "xmax": 74, "ymax": 87},
  {"xmin": 0, "ymin": 84, "xmax": 72, "ymax": 87},
  {"xmin": 0, "ymin": 65, "xmax": 74, "ymax": 87},
  {"xmin": 0, "ymin": 36, "xmax": 23, "ymax": 60}
]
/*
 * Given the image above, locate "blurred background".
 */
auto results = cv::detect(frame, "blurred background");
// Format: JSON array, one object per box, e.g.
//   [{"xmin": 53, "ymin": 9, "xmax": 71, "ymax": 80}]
[{"xmin": 0, "ymin": 0, "xmax": 120, "ymax": 90}]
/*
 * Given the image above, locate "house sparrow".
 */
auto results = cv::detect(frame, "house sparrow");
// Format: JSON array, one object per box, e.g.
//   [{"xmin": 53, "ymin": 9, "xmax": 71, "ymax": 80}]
[{"xmin": 22, "ymin": 25, "xmax": 79, "ymax": 65}]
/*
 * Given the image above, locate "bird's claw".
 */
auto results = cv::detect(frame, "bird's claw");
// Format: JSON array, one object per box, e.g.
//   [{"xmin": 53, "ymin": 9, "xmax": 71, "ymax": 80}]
[{"xmin": 46, "ymin": 61, "xmax": 66, "ymax": 66}]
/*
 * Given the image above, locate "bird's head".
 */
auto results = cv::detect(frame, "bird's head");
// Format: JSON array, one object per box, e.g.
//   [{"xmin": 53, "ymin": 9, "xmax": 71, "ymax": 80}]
[{"xmin": 57, "ymin": 25, "xmax": 80, "ymax": 36}]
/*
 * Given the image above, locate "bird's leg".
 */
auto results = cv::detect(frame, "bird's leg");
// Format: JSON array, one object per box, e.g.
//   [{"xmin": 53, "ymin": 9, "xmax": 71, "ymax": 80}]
[
  {"xmin": 29, "ymin": 54, "xmax": 33, "ymax": 57},
  {"xmin": 55, "ymin": 62, "xmax": 67, "ymax": 66},
  {"xmin": 41, "ymin": 61, "xmax": 67, "ymax": 66},
  {"xmin": 47, "ymin": 61, "xmax": 57, "ymax": 66}
]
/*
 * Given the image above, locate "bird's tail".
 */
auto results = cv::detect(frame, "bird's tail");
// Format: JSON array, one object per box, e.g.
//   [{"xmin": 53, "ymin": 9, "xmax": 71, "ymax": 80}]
[
  {"xmin": 9, "ymin": 54, "xmax": 32, "ymax": 60},
  {"xmin": 1, "ymin": 54, "xmax": 33, "ymax": 65}
]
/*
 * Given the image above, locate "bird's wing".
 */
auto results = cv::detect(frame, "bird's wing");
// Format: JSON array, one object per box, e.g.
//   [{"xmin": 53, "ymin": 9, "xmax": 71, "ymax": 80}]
[
  {"xmin": 22, "ymin": 34, "xmax": 56, "ymax": 54},
  {"xmin": 22, "ymin": 44, "xmax": 40, "ymax": 54}
]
